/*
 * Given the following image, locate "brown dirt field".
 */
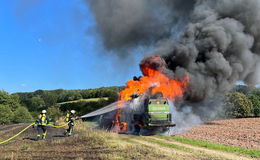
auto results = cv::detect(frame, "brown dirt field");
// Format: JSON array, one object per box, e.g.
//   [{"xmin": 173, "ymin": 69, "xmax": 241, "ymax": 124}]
[
  {"xmin": 1, "ymin": 120, "xmax": 259, "ymax": 160},
  {"xmin": 176, "ymin": 118, "xmax": 260, "ymax": 149},
  {"xmin": 0, "ymin": 123, "xmax": 174, "ymax": 160}
]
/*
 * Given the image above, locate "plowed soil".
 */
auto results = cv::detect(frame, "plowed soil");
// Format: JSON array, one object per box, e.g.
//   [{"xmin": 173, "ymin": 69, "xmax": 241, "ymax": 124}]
[{"xmin": 177, "ymin": 118, "xmax": 260, "ymax": 149}]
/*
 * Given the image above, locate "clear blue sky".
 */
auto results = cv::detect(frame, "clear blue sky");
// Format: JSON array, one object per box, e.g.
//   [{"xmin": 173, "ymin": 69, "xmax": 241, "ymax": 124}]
[{"xmin": 0, "ymin": 0, "xmax": 143, "ymax": 93}]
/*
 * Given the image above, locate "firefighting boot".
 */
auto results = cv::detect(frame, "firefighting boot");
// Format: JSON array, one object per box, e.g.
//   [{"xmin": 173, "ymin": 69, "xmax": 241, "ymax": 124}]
[
  {"xmin": 42, "ymin": 132, "xmax": 47, "ymax": 140},
  {"xmin": 65, "ymin": 129, "xmax": 70, "ymax": 136},
  {"xmin": 68, "ymin": 128, "xmax": 73, "ymax": 136},
  {"xmin": 68, "ymin": 130, "xmax": 72, "ymax": 136},
  {"xmin": 36, "ymin": 135, "xmax": 41, "ymax": 141}
]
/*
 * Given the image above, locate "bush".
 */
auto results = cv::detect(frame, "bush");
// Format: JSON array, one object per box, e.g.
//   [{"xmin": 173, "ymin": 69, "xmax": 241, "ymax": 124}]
[
  {"xmin": 0, "ymin": 91, "xmax": 21, "ymax": 111},
  {"xmin": 248, "ymin": 94, "xmax": 260, "ymax": 117},
  {"xmin": 13, "ymin": 107, "xmax": 33, "ymax": 123},
  {"xmin": 0, "ymin": 105, "xmax": 14, "ymax": 124},
  {"xmin": 225, "ymin": 92, "xmax": 253, "ymax": 118},
  {"xmin": 29, "ymin": 97, "xmax": 46, "ymax": 112},
  {"xmin": 47, "ymin": 105, "xmax": 63, "ymax": 121},
  {"xmin": 30, "ymin": 112, "xmax": 39, "ymax": 119}
]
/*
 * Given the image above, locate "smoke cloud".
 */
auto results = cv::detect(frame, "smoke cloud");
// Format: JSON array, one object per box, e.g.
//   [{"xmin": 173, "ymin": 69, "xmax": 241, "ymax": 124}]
[
  {"xmin": 159, "ymin": 0, "xmax": 260, "ymax": 102},
  {"xmin": 87, "ymin": 0, "xmax": 195, "ymax": 57},
  {"xmin": 170, "ymin": 105, "xmax": 203, "ymax": 134},
  {"xmin": 87, "ymin": 0, "xmax": 260, "ymax": 103}
]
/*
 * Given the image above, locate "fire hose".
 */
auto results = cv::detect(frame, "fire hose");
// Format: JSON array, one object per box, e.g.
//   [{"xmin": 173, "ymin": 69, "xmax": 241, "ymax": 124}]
[
  {"xmin": 47, "ymin": 122, "xmax": 69, "ymax": 128},
  {"xmin": 0, "ymin": 122, "xmax": 70, "ymax": 145},
  {"xmin": 0, "ymin": 123, "xmax": 35, "ymax": 145}
]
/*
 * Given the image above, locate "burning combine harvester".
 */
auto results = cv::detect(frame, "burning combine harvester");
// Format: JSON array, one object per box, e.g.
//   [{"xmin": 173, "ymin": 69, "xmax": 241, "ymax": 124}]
[
  {"xmin": 82, "ymin": 56, "xmax": 189, "ymax": 135},
  {"xmin": 112, "ymin": 92, "xmax": 177, "ymax": 135}
]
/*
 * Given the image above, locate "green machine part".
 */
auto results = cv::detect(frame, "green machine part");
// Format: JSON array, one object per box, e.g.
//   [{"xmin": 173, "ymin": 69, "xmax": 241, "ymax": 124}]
[{"xmin": 147, "ymin": 99, "xmax": 173, "ymax": 127}]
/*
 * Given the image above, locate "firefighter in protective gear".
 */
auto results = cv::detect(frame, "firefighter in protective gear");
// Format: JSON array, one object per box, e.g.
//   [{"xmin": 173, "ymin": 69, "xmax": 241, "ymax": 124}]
[
  {"xmin": 35, "ymin": 110, "xmax": 49, "ymax": 140},
  {"xmin": 64, "ymin": 110, "xmax": 77, "ymax": 136}
]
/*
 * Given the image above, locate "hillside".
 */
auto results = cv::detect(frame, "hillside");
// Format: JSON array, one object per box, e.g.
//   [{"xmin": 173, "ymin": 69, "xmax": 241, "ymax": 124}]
[{"xmin": 7, "ymin": 87, "xmax": 121, "ymax": 120}]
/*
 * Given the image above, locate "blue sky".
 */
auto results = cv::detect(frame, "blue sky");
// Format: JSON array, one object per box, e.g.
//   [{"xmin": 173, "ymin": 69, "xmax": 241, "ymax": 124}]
[{"xmin": 0, "ymin": 0, "xmax": 143, "ymax": 93}]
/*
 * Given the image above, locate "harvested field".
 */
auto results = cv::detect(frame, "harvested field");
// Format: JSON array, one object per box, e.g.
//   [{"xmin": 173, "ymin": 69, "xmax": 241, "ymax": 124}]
[
  {"xmin": 0, "ymin": 123, "xmax": 176, "ymax": 160},
  {"xmin": 1, "ymin": 121, "xmax": 259, "ymax": 159},
  {"xmin": 177, "ymin": 118, "xmax": 260, "ymax": 149}
]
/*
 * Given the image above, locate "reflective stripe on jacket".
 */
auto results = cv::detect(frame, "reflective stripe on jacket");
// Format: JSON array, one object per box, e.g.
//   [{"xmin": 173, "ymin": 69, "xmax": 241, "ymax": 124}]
[
  {"xmin": 65, "ymin": 113, "xmax": 70, "ymax": 122},
  {"xmin": 38, "ymin": 114, "xmax": 48, "ymax": 126}
]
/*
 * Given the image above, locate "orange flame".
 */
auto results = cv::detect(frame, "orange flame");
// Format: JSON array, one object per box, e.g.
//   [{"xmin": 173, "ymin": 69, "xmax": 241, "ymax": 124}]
[{"xmin": 119, "ymin": 67, "xmax": 189, "ymax": 102}]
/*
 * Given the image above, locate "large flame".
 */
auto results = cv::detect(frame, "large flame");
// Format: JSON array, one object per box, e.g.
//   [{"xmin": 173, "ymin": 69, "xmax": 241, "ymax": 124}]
[{"xmin": 119, "ymin": 67, "xmax": 189, "ymax": 102}]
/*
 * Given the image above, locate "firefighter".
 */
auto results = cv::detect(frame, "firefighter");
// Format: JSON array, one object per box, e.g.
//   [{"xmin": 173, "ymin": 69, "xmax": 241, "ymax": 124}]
[
  {"xmin": 35, "ymin": 110, "xmax": 49, "ymax": 140},
  {"xmin": 64, "ymin": 110, "xmax": 77, "ymax": 136}
]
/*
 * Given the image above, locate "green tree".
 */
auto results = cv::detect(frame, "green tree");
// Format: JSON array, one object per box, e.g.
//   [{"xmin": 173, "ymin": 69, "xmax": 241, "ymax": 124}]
[
  {"xmin": 0, "ymin": 91, "xmax": 12, "ymax": 104},
  {"xmin": 225, "ymin": 92, "xmax": 253, "ymax": 118},
  {"xmin": 251, "ymin": 88, "xmax": 260, "ymax": 96},
  {"xmin": 42, "ymin": 93, "xmax": 58, "ymax": 107},
  {"xmin": 248, "ymin": 93, "xmax": 260, "ymax": 117},
  {"xmin": 0, "ymin": 91, "xmax": 21, "ymax": 111},
  {"xmin": 29, "ymin": 97, "xmax": 46, "ymax": 112},
  {"xmin": 34, "ymin": 89, "xmax": 45, "ymax": 96},
  {"xmin": 60, "ymin": 91, "xmax": 82, "ymax": 102},
  {"xmin": 47, "ymin": 105, "xmax": 63, "ymax": 121},
  {"xmin": 107, "ymin": 90, "xmax": 118, "ymax": 103},
  {"xmin": 13, "ymin": 107, "xmax": 33, "ymax": 123},
  {"xmin": 0, "ymin": 105, "xmax": 14, "ymax": 124},
  {"xmin": 30, "ymin": 111, "xmax": 39, "ymax": 119}
]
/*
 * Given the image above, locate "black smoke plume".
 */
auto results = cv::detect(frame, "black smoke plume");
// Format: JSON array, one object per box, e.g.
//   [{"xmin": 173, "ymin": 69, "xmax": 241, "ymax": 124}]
[
  {"xmin": 87, "ymin": 0, "xmax": 260, "ymax": 103},
  {"xmin": 87, "ymin": 0, "xmax": 195, "ymax": 56}
]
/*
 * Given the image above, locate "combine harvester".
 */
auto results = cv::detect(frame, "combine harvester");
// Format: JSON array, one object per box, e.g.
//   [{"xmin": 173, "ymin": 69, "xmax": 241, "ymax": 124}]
[{"xmin": 81, "ymin": 95, "xmax": 176, "ymax": 135}]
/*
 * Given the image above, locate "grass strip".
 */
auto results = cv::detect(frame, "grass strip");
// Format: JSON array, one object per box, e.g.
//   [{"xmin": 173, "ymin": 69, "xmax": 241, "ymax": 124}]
[
  {"xmin": 136, "ymin": 136, "xmax": 227, "ymax": 160},
  {"xmin": 58, "ymin": 97, "xmax": 108, "ymax": 104},
  {"xmin": 155, "ymin": 135, "xmax": 260, "ymax": 158},
  {"xmin": 119, "ymin": 137, "xmax": 140, "ymax": 145},
  {"xmin": 136, "ymin": 136, "xmax": 193, "ymax": 153}
]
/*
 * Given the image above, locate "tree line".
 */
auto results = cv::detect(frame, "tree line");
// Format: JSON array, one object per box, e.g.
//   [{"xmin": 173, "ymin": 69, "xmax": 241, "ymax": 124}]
[
  {"xmin": 0, "ymin": 87, "xmax": 121, "ymax": 124},
  {"xmin": 0, "ymin": 85, "xmax": 259, "ymax": 124}
]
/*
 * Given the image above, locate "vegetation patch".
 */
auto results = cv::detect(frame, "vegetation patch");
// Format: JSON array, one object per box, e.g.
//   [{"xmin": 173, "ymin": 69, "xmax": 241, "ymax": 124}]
[
  {"xmin": 58, "ymin": 97, "xmax": 109, "ymax": 104},
  {"xmin": 156, "ymin": 135, "xmax": 260, "ymax": 158},
  {"xmin": 136, "ymin": 136, "xmax": 192, "ymax": 152},
  {"xmin": 68, "ymin": 123, "xmax": 174, "ymax": 159}
]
